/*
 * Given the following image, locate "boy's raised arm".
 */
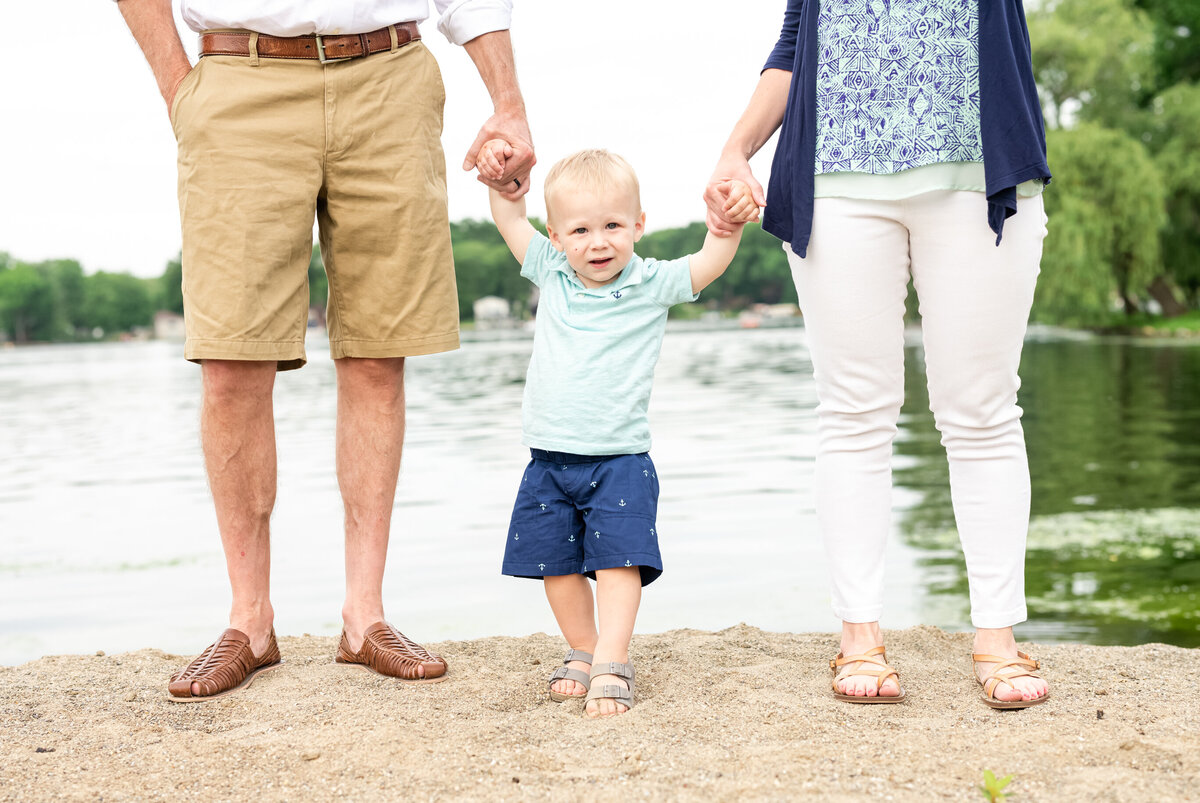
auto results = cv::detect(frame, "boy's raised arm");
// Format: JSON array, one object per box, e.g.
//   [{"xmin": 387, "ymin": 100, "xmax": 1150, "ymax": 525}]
[
  {"xmin": 688, "ymin": 180, "xmax": 757, "ymax": 294},
  {"xmin": 489, "ymin": 188, "xmax": 538, "ymax": 264}
]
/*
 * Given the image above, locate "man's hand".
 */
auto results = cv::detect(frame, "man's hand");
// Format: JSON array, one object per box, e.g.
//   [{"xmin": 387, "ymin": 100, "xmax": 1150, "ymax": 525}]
[
  {"xmin": 476, "ymin": 139, "xmax": 513, "ymax": 182},
  {"xmin": 705, "ymin": 154, "xmax": 766, "ymax": 238},
  {"xmin": 461, "ymin": 30, "xmax": 535, "ymax": 200},
  {"xmin": 164, "ymin": 67, "xmax": 193, "ymax": 114},
  {"xmin": 463, "ymin": 112, "xmax": 535, "ymax": 200}
]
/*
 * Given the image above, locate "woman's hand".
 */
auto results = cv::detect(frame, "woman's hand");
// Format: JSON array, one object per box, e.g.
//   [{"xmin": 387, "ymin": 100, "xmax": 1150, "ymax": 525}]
[{"xmin": 705, "ymin": 155, "xmax": 766, "ymax": 237}]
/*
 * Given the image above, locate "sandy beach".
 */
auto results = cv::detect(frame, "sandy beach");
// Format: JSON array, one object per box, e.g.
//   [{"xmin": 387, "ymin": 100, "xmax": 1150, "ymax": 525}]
[{"xmin": 2, "ymin": 624, "xmax": 1196, "ymax": 801}]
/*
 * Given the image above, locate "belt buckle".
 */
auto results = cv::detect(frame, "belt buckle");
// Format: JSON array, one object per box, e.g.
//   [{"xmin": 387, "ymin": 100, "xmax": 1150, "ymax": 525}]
[{"xmin": 314, "ymin": 34, "xmax": 351, "ymax": 64}]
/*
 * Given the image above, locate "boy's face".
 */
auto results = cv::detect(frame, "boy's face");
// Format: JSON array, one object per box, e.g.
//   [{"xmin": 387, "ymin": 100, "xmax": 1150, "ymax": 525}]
[{"xmin": 546, "ymin": 184, "xmax": 645, "ymax": 289}]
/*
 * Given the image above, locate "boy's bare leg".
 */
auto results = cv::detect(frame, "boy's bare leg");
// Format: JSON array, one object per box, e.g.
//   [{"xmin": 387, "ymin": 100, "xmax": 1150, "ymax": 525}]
[
  {"xmin": 544, "ymin": 574, "xmax": 598, "ymax": 697},
  {"xmin": 586, "ymin": 567, "xmax": 642, "ymax": 718},
  {"xmin": 335, "ymin": 357, "xmax": 408, "ymax": 655},
  {"xmin": 199, "ymin": 360, "xmax": 279, "ymax": 696}
]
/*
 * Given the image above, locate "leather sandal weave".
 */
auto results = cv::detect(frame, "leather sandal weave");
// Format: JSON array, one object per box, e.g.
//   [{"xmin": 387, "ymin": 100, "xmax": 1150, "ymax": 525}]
[
  {"xmin": 548, "ymin": 648, "xmax": 593, "ymax": 702},
  {"xmin": 336, "ymin": 621, "xmax": 448, "ymax": 683},
  {"xmin": 167, "ymin": 628, "xmax": 281, "ymax": 703},
  {"xmin": 830, "ymin": 645, "xmax": 906, "ymax": 704},
  {"xmin": 973, "ymin": 651, "xmax": 1049, "ymax": 709}
]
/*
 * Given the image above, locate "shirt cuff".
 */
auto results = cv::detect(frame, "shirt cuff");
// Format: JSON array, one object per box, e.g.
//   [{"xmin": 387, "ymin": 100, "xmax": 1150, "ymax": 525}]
[{"xmin": 437, "ymin": 0, "xmax": 513, "ymax": 45}]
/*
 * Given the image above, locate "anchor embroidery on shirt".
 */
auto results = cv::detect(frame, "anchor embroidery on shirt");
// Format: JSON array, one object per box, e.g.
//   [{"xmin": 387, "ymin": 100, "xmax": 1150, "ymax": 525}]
[
  {"xmin": 618, "ymin": 499, "xmax": 626, "ymax": 507},
  {"xmin": 590, "ymin": 481, "xmax": 598, "ymax": 488},
  {"xmin": 650, "ymin": 528, "xmax": 655, "ymax": 536},
  {"xmin": 539, "ymin": 503, "xmax": 548, "ymax": 512},
  {"xmin": 594, "ymin": 531, "xmax": 601, "ymax": 539},
  {"xmin": 611, "ymin": 290, "xmax": 622, "ymax": 299},
  {"xmin": 643, "ymin": 470, "xmax": 649, "ymax": 477},
  {"xmin": 568, "ymin": 533, "xmax": 576, "ymax": 542},
  {"xmin": 513, "ymin": 532, "xmax": 519, "ymax": 540},
  {"xmin": 624, "ymin": 560, "xmax": 632, "ymax": 567},
  {"xmin": 539, "ymin": 563, "xmax": 546, "ymax": 571}
]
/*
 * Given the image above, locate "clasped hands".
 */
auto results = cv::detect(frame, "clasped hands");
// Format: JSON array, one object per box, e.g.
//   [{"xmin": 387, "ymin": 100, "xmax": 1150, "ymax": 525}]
[{"xmin": 474, "ymin": 139, "xmax": 760, "ymax": 228}]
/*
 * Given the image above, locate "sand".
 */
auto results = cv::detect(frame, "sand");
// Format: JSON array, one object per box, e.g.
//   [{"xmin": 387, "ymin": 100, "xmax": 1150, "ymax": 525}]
[{"xmin": 1, "ymin": 625, "xmax": 1197, "ymax": 802}]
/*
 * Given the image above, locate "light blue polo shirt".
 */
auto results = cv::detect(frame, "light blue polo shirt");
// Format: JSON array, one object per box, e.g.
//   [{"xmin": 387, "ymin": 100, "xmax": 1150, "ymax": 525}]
[{"xmin": 520, "ymin": 232, "xmax": 697, "ymax": 455}]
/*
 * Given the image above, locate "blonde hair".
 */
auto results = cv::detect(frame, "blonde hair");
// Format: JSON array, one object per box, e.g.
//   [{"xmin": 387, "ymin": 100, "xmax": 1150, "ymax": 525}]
[{"xmin": 543, "ymin": 149, "xmax": 641, "ymax": 224}]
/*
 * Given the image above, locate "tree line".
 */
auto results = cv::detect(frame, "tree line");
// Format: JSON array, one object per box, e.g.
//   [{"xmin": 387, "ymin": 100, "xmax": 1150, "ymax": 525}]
[
  {"xmin": 1030, "ymin": 0, "xmax": 1199, "ymax": 323},
  {"xmin": 2, "ymin": 0, "xmax": 1196, "ymax": 343}
]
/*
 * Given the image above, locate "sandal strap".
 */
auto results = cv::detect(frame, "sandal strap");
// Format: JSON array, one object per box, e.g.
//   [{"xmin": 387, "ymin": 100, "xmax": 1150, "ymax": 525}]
[
  {"xmin": 563, "ymin": 649, "xmax": 593, "ymax": 665},
  {"xmin": 830, "ymin": 645, "xmax": 888, "ymax": 669},
  {"xmin": 830, "ymin": 648, "xmax": 900, "ymax": 692},
  {"xmin": 590, "ymin": 661, "xmax": 635, "ymax": 682},
  {"xmin": 549, "ymin": 666, "xmax": 591, "ymax": 688},
  {"xmin": 584, "ymin": 681, "xmax": 634, "ymax": 709},
  {"xmin": 973, "ymin": 652, "xmax": 1043, "ymax": 698}
]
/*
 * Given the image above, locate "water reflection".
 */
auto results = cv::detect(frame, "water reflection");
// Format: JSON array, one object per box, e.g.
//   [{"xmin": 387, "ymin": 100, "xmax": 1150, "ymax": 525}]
[
  {"xmin": 896, "ymin": 332, "xmax": 1200, "ymax": 646},
  {"xmin": 0, "ymin": 329, "xmax": 1197, "ymax": 664}
]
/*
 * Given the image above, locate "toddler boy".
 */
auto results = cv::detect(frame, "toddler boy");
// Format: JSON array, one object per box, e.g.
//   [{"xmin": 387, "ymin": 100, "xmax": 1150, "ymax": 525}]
[{"xmin": 480, "ymin": 144, "xmax": 757, "ymax": 717}]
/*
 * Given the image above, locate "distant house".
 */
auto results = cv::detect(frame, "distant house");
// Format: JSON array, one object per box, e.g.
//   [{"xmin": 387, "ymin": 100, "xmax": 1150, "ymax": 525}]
[
  {"xmin": 473, "ymin": 295, "xmax": 514, "ymax": 330},
  {"xmin": 154, "ymin": 311, "xmax": 186, "ymax": 341}
]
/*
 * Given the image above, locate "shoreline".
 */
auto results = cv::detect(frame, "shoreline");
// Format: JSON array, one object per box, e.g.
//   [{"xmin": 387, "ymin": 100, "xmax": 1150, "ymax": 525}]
[
  {"xmin": 5, "ymin": 319, "xmax": 1200, "ymax": 351},
  {"xmin": 2, "ymin": 625, "xmax": 1196, "ymax": 801}
]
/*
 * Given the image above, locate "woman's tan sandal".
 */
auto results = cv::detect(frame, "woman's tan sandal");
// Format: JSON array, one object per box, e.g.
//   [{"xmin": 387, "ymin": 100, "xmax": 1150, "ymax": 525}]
[
  {"xmin": 973, "ymin": 651, "xmax": 1049, "ymax": 709},
  {"xmin": 548, "ymin": 649, "xmax": 593, "ymax": 702},
  {"xmin": 583, "ymin": 661, "xmax": 635, "ymax": 716},
  {"xmin": 830, "ymin": 645, "xmax": 907, "ymax": 704},
  {"xmin": 167, "ymin": 628, "xmax": 282, "ymax": 703}
]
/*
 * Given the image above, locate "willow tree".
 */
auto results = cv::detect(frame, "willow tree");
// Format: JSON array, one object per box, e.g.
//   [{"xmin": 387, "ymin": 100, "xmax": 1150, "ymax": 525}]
[
  {"xmin": 1146, "ymin": 83, "xmax": 1200, "ymax": 307},
  {"xmin": 1038, "ymin": 125, "xmax": 1165, "ymax": 321},
  {"xmin": 1029, "ymin": 0, "xmax": 1157, "ymax": 131}
]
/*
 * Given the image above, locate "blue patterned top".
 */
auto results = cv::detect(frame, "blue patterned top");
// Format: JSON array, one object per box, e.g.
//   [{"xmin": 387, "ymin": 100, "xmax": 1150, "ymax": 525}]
[{"xmin": 815, "ymin": 0, "xmax": 982, "ymax": 175}]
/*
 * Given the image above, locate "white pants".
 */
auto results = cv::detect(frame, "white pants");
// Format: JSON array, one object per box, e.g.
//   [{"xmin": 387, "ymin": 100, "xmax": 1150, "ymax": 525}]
[{"xmin": 786, "ymin": 191, "xmax": 1047, "ymax": 629}]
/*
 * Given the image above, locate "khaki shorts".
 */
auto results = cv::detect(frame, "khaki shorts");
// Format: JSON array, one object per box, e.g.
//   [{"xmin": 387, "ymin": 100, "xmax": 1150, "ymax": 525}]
[{"xmin": 171, "ymin": 40, "xmax": 459, "ymax": 370}]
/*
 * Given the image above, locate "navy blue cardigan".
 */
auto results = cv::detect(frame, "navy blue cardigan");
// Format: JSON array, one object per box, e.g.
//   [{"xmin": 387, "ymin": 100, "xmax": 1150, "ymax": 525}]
[{"xmin": 762, "ymin": 0, "xmax": 1052, "ymax": 256}]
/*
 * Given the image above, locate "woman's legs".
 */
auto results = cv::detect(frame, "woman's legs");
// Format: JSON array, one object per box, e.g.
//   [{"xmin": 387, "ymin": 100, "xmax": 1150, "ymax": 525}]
[
  {"xmin": 788, "ymin": 197, "xmax": 911, "ymax": 697},
  {"xmin": 908, "ymin": 191, "xmax": 1049, "ymax": 702}
]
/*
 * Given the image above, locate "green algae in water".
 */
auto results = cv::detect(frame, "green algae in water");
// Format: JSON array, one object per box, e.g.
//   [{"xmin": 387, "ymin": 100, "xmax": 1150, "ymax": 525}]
[
  {"xmin": 907, "ymin": 511, "xmax": 1200, "ymax": 648},
  {"xmin": 907, "ymin": 508, "xmax": 1200, "ymax": 647}
]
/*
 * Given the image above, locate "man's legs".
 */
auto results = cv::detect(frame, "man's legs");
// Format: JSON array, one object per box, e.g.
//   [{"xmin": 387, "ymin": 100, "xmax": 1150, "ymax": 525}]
[
  {"xmin": 334, "ymin": 357, "xmax": 408, "ymax": 651},
  {"xmin": 180, "ymin": 360, "xmax": 279, "ymax": 696}
]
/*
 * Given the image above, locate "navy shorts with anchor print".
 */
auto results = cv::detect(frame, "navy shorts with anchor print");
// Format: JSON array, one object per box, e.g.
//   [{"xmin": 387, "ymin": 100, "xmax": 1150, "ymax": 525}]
[{"xmin": 502, "ymin": 449, "xmax": 663, "ymax": 586}]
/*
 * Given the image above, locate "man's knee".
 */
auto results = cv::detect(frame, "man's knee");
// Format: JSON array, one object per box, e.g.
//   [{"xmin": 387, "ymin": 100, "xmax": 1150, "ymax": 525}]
[
  {"xmin": 338, "ymin": 357, "xmax": 406, "ymax": 395},
  {"xmin": 202, "ymin": 360, "xmax": 276, "ymax": 407}
]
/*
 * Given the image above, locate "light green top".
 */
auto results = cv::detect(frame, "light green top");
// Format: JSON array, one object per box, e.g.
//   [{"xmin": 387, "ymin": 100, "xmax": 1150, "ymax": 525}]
[
  {"xmin": 814, "ymin": 162, "xmax": 1045, "ymax": 200},
  {"xmin": 519, "ymin": 232, "xmax": 698, "ymax": 455}
]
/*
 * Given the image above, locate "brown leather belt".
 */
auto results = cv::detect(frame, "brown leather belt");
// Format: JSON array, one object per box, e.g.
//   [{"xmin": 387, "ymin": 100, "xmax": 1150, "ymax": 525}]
[{"xmin": 199, "ymin": 21, "xmax": 420, "ymax": 63}]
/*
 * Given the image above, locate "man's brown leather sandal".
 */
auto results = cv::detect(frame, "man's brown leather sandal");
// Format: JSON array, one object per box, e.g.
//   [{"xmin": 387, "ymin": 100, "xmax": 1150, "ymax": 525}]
[
  {"xmin": 830, "ymin": 646, "xmax": 907, "ymax": 704},
  {"xmin": 167, "ymin": 628, "xmax": 282, "ymax": 703},
  {"xmin": 335, "ymin": 621, "xmax": 448, "ymax": 683}
]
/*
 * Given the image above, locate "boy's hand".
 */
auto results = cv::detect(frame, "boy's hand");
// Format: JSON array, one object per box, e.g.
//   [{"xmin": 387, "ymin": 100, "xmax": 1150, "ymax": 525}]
[
  {"xmin": 477, "ymin": 139, "xmax": 513, "ymax": 182},
  {"xmin": 714, "ymin": 179, "xmax": 760, "ymax": 225}
]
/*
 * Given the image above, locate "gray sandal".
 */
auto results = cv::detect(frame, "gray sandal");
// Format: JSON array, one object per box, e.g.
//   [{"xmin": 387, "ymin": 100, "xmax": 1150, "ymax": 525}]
[
  {"xmin": 584, "ymin": 661, "xmax": 635, "ymax": 715},
  {"xmin": 548, "ymin": 649, "xmax": 593, "ymax": 702}
]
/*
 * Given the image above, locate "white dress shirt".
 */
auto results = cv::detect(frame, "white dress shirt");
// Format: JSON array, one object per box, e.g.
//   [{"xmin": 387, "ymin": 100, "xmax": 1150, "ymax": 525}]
[{"xmin": 178, "ymin": 0, "xmax": 512, "ymax": 45}]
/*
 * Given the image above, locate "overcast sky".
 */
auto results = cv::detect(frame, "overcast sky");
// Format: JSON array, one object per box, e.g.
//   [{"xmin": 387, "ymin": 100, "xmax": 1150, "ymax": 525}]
[{"xmin": 1, "ymin": 2, "xmax": 785, "ymax": 278}]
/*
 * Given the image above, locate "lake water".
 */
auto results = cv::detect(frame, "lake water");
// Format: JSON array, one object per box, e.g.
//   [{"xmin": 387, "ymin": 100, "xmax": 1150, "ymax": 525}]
[{"xmin": 1, "ymin": 327, "xmax": 1197, "ymax": 665}]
